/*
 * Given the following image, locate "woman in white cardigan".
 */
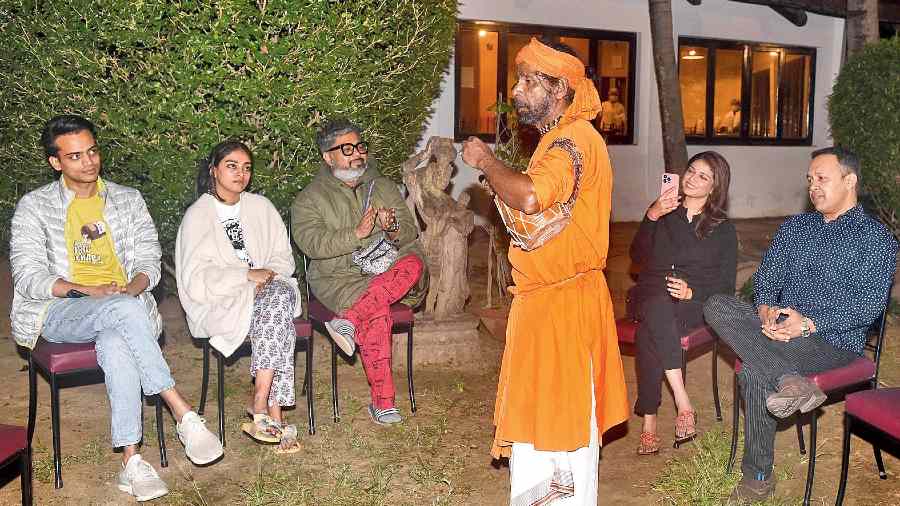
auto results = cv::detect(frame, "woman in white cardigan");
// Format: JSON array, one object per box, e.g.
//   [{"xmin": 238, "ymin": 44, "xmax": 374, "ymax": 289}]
[{"xmin": 175, "ymin": 141, "xmax": 301, "ymax": 445}]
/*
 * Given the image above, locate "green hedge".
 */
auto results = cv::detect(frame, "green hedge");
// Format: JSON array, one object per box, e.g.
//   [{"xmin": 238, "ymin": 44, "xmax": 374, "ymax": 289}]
[
  {"xmin": 829, "ymin": 37, "xmax": 900, "ymax": 240},
  {"xmin": 0, "ymin": 0, "xmax": 457, "ymax": 265}
]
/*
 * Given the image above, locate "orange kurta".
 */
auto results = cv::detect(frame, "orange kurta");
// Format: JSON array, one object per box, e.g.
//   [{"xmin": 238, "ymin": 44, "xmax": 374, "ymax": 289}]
[{"xmin": 491, "ymin": 116, "xmax": 629, "ymax": 458}]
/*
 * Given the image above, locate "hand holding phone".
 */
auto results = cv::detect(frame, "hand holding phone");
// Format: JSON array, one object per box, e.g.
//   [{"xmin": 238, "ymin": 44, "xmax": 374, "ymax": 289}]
[
  {"xmin": 660, "ymin": 172, "xmax": 680, "ymax": 197},
  {"xmin": 647, "ymin": 173, "xmax": 681, "ymax": 221}
]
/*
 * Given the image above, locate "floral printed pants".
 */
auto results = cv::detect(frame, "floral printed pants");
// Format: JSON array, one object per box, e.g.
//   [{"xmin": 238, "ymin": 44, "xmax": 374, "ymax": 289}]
[{"xmin": 249, "ymin": 278, "xmax": 298, "ymax": 407}]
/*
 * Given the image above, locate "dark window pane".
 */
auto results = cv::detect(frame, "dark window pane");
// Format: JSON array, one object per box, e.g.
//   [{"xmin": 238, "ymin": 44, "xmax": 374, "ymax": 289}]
[
  {"xmin": 750, "ymin": 50, "xmax": 780, "ymax": 138},
  {"xmin": 781, "ymin": 53, "xmax": 812, "ymax": 138},
  {"xmin": 679, "ymin": 46, "xmax": 708, "ymax": 136},
  {"xmin": 506, "ymin": 33, "xmax": 539, "ymax": 102},
  {"xmin": 559, "ymin": 36, "xmax": 590, "ymax": 65},
  {"xmin": 713, "ymin": 48, "xmax": 743, "ymax": 136},
  {"xmin": 596, "ymin": 40, "xmax": 630, "ymax": 137},
  {"xmin": 458, "ymin": 28, "xmax": 499, "ymax": 136}
]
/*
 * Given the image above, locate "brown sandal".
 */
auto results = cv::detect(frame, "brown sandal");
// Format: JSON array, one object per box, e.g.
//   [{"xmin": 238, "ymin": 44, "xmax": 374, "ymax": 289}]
[
  {"xmin": 674, "ymin": 410, "xmax": 697, "ymax": 448},
  {"xmin": 637, "ymin": 432, "xmax": 661, "ymax": 455}
]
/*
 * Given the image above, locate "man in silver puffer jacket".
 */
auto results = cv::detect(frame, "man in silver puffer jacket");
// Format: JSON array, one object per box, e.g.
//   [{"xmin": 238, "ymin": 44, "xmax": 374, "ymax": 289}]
[{"xmin": 10, "ymin": 115, "xmax": 223, "ymax": 502}]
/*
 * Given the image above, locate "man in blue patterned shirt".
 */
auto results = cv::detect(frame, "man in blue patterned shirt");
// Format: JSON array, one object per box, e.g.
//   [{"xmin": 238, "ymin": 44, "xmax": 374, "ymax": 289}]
[{"xmin": 704, "ymin": 146, "xmax": 898, "ymax": 504}]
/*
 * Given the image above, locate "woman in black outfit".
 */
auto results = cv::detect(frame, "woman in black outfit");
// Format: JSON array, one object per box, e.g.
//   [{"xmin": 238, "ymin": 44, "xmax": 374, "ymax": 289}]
[{"xmin": 631, "ymin": 151, "xmax": 737, "ymax": 455}]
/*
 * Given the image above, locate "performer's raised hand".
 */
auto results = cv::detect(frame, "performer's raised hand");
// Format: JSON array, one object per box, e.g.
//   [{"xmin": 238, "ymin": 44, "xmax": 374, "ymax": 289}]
[{"xmin": 462, "ymin": 136, "xmax": 495, "ymax": 171}]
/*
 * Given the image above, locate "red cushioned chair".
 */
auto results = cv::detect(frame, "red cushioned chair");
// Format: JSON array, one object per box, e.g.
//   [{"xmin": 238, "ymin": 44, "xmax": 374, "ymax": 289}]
[
  {"xmin": 726, "ymin": 306, "xmax": 890, "ymax": 506},
  {"xmin": 0, "ymin": 424, "xmax": 32, "ymax": 505},
  {"xmin": 27, "ymin": 341, "xmax": 167, "ymax": 489},
  {"xmin": 616, "ymin": 317, "xmax": 723, "ymax": 423},
  {"xmin": 835, "ymin": 387, "xmax": 900, "ymax": 505},
  {"xmin": 196, "ymin": 317, "xmax": 316, "ymax": 444}
]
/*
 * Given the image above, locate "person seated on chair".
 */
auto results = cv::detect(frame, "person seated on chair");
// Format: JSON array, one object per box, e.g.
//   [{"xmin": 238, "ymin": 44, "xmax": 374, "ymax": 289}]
[
  {"xmin": 599, "ymin": 87, "xmax": 627, "ymax": 134},
  {"xmin": 9, "ymin": 115, "xmax": 223, "ymax": 502},
  {"xmin": 630, "ymin": 151, "xmax": 737, "ymax": 456},
  {"xmin": 703, "ymin": 146, "xmax": 898, "ymax": 504},
  {"xmin": 715, "ymin": 99, "xmax": 741, "ymax": 135},
  {"xmin": 291, "ymin": 118, "xmax": 427, "ymax": 426},
  {"xmin": 175, "ymin": 140, "xmax": 302, "ymax": 449}
]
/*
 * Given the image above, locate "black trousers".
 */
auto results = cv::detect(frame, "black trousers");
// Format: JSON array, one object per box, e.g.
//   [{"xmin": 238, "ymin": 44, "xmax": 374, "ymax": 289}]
[
  {"xmin": 703, "ymin": 295, "xmax": 858, "ymax": 479},
  {"xmin": 633, "ymin": 294, "xmax": 705, "ymax": 416}
]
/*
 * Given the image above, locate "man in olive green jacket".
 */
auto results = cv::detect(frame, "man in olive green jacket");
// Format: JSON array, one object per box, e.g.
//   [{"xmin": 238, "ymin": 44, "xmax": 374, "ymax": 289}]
[{"xmin": 291, "ymin": 118, "xmax": 427, "ymax": 425}]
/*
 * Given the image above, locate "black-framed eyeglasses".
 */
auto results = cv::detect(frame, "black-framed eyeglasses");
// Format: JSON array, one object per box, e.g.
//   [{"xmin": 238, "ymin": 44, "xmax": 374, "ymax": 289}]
[{"xmin": 326, "ymin": 141, "xmax": 368, "ymax": 156}]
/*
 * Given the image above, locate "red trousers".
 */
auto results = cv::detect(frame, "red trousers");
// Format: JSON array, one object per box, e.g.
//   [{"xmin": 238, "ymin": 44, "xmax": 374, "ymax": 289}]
[{"xmin": 344, "ymin": 254, "xmax": 423, "ymax": 409}]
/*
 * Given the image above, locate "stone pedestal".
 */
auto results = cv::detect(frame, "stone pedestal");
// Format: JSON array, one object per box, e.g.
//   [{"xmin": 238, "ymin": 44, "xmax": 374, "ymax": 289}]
[
  {"xmin": 470, "ymin": 306, "xmax": 509, "ymax": 342},
  {"xmin": 392, "ymin": 312, "xmax": 481, "ymax": 367}
]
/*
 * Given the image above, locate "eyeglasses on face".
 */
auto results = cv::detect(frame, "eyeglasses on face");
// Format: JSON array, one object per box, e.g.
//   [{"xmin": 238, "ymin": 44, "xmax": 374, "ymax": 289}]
[{"xmin": 326, "ymin": 141, "xmax": 368, "ymax": 156}]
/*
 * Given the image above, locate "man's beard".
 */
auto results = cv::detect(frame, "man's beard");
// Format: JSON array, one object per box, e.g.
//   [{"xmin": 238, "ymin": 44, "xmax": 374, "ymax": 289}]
[
  {"xmin": 333, "ymin": 162, "xmax": 366, "ymax": 182},
  {"xmin": 514, "ymin": 94, "xmax": 553, "ymax": 125}
]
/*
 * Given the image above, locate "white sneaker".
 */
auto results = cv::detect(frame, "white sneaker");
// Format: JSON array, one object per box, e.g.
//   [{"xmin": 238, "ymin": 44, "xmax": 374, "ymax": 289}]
[
  {"xmin": 176, "ymin": 411, "xmax": 224, "ymax": 465},
  {"xmin": 117, "ymin": 454, "xmax": 168, "ymax": 502}
]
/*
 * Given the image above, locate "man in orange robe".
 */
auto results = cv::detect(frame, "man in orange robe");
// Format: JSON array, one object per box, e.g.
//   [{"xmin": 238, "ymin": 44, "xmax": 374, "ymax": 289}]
[{"xmin": 462, "ymin": 38, "xmax": 628, "ymax": 505}]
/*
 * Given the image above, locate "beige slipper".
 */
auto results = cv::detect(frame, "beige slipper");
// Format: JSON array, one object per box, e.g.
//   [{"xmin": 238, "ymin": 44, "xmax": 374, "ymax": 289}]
[
  {"xmin": 241, "ymin": 414, "xmax": 282, "ymax": 443},
  {"xmin": 273, "ymin": 424, "xmax": 300, "ymax": 454}
]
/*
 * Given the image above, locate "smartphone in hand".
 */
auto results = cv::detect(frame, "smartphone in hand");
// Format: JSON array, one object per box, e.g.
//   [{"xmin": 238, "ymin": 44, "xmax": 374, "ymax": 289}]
[{"xmin": 660, "ymin": 172, "xmax": 680, "ymax": 196}]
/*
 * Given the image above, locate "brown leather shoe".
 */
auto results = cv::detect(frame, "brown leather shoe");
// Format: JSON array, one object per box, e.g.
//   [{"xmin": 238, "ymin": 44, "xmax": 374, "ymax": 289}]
[
  {"xmin": 726, "ymin": 475, "xmax": 775, "ymax": 505},
  {"xmin": 766, "ymin": 374, "xmax": 826, "ymax": 418},
  {"xmin": 637, "ymin": 431, "xmax": 660, "ymax": 455}
]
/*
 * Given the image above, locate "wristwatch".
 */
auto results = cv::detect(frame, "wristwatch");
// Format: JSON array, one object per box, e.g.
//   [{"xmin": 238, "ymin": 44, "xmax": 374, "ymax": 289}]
[{"xmin": 800, "ymin": 318, "xmax": 811, "ymax": 338}]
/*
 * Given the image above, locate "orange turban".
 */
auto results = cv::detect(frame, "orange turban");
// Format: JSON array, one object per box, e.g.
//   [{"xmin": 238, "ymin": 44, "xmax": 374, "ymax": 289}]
[{"xmin": 515, "ymin": 38, "xmax": 602, "ymax": 123}]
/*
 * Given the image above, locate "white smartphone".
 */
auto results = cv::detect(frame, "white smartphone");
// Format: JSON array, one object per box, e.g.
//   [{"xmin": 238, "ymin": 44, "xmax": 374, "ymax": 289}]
[{"xmin": 660, "ymin": 172, "xmax": 680, "ymax": 196}]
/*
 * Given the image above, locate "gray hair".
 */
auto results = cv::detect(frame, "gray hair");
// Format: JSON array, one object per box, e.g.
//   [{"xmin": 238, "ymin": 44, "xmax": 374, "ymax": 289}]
[{"xmin": 316, "ymin": 118, "xmax": 362, "ymax": 153}]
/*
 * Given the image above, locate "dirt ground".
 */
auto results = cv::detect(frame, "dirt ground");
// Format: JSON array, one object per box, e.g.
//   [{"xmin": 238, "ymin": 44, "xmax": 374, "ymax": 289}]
[{"xmin": 0, "ymin": 220, "xmax": 897, "ymax": 505}]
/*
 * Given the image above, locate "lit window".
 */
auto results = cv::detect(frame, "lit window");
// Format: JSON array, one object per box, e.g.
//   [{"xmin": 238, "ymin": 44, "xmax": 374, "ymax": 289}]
[
  {"xmin": 678, "ymin": 37, "xmax": 815, "ymax": 145},
  {"xmin": 456, "ymin": 21, "xmax": 637, "ymax": 145}
]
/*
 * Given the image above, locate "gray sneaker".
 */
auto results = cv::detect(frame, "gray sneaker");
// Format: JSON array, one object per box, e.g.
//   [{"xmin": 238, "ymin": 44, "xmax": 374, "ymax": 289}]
[
  {"xmin": 117, "ymin": 454, "xmax": 168, "ymax": 502},
  {"xmin": 176, "ymin": 411, "xmax": 224, "ymax": 465},
  {"xmin": 368, "ymin": 404, "xmax": 402, "ymax": 425},
  {"xmin": 766, "ymin": 375, "xmax": 826, "ymax": 418},
  {"xmin": 726, "ymin": 474, "xmax": 775, "ymax": 505},
  {"xmin": 325, "ymin": 318, "xmax": 357, "ymax": 356}
]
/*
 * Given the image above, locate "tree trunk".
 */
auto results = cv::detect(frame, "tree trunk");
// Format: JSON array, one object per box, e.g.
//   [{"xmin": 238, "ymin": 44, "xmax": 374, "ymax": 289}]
[
  {"xmin": 649, "ymin": 0, "xmax": 689, "ymax": 174},
  {"xmin": 846, "ymin": 0, "xmax": 879, "ymax": 56}
]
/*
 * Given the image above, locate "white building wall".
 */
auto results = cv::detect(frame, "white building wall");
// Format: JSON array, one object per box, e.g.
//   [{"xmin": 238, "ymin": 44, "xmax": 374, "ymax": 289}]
[{"xmin": 421, "ymin": 0, "xmax": 845, "ymax": 221}]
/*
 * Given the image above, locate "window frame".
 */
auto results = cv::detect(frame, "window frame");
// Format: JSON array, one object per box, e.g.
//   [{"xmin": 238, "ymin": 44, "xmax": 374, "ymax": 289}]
[
  {"xmin": 454, "ymin": 20, "xmax": 638, "ymax": 144},
  {"xmin": 678, "ymin": 36, "xmax": 816, "ymax": 146}
]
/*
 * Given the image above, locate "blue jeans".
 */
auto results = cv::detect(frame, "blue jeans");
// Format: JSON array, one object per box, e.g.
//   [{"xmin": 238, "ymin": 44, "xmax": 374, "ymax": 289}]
[{"xmin": 42, "ymin": 295, "xmax": 176, "ymax": 447}]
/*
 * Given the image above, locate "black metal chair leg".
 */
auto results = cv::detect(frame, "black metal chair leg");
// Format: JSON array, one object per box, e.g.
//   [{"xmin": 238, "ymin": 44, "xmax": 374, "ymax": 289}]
[
  {"xmin": 50, "ymin": 374, "xmax": 62, "ymax": 489},
  {"xmin": 712, "ymin": 340, "xmax": 722, "ymax": 421},
  {"xmin": 306, "ymin": 334, "xmax": 316, "ymax": 435},
  {"xmin": 216, "ymin": 351, "xmax": 225, "ymax": 447},
  {"xmin": 27, "ymin": 356, "xmax": 37, "ymax": 446},
  {"xmin": 331, "ymin": 341, "xmax": 340, "ymax": 422},
  {"xmin": 156, "ymin": 396, "xmax": 167, "ymax": 468},
  {"xmin": 802, "ymin": 411, "xmax": 818, "ymax": 506},
  {"xmin": 874, "ymin": 446, "xmax": 887, "ymax": 479},
  {"xmin": 835, "ymin": 413, "xmax": 851, "ymax": 506},
  {"xmin": 407, "ymin": 327, "xmax": 416, "ymax": 413},
  {"xmin": 21, "ymin": 447, "xmax": 33, "ymax": 506},
  {"xmin": 797, "ymin": 422, "xmax": 807, "ymax": 455},
  {"xmin": 728, "ymin": 373, "xmax": 740, "ymax": 473},
  {"xmin": 681, "ymin": 350, "xmax": 688, "ymax": 380},
  {"xmin": 198, "ymin": 340, "xmax": 210, "ymax": 416}
]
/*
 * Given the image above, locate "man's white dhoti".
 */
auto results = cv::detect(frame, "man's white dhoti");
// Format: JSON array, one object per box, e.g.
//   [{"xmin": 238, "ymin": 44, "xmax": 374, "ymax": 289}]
[{"xmin": 510, "ymin": 385, "xmax": 599, "ymax": 506}]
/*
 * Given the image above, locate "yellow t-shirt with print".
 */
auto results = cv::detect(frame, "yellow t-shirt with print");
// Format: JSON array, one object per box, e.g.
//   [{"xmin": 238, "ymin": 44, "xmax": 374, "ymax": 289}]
[{"xmin": 65, "ymin": 180, "xmax": 127, "ymax": 286}]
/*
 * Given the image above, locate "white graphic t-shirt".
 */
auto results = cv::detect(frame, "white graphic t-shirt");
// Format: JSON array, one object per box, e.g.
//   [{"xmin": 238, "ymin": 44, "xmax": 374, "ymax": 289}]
[{"xmin": 214, "ymin": 199, "xmax": 253, "ymax": 266}]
